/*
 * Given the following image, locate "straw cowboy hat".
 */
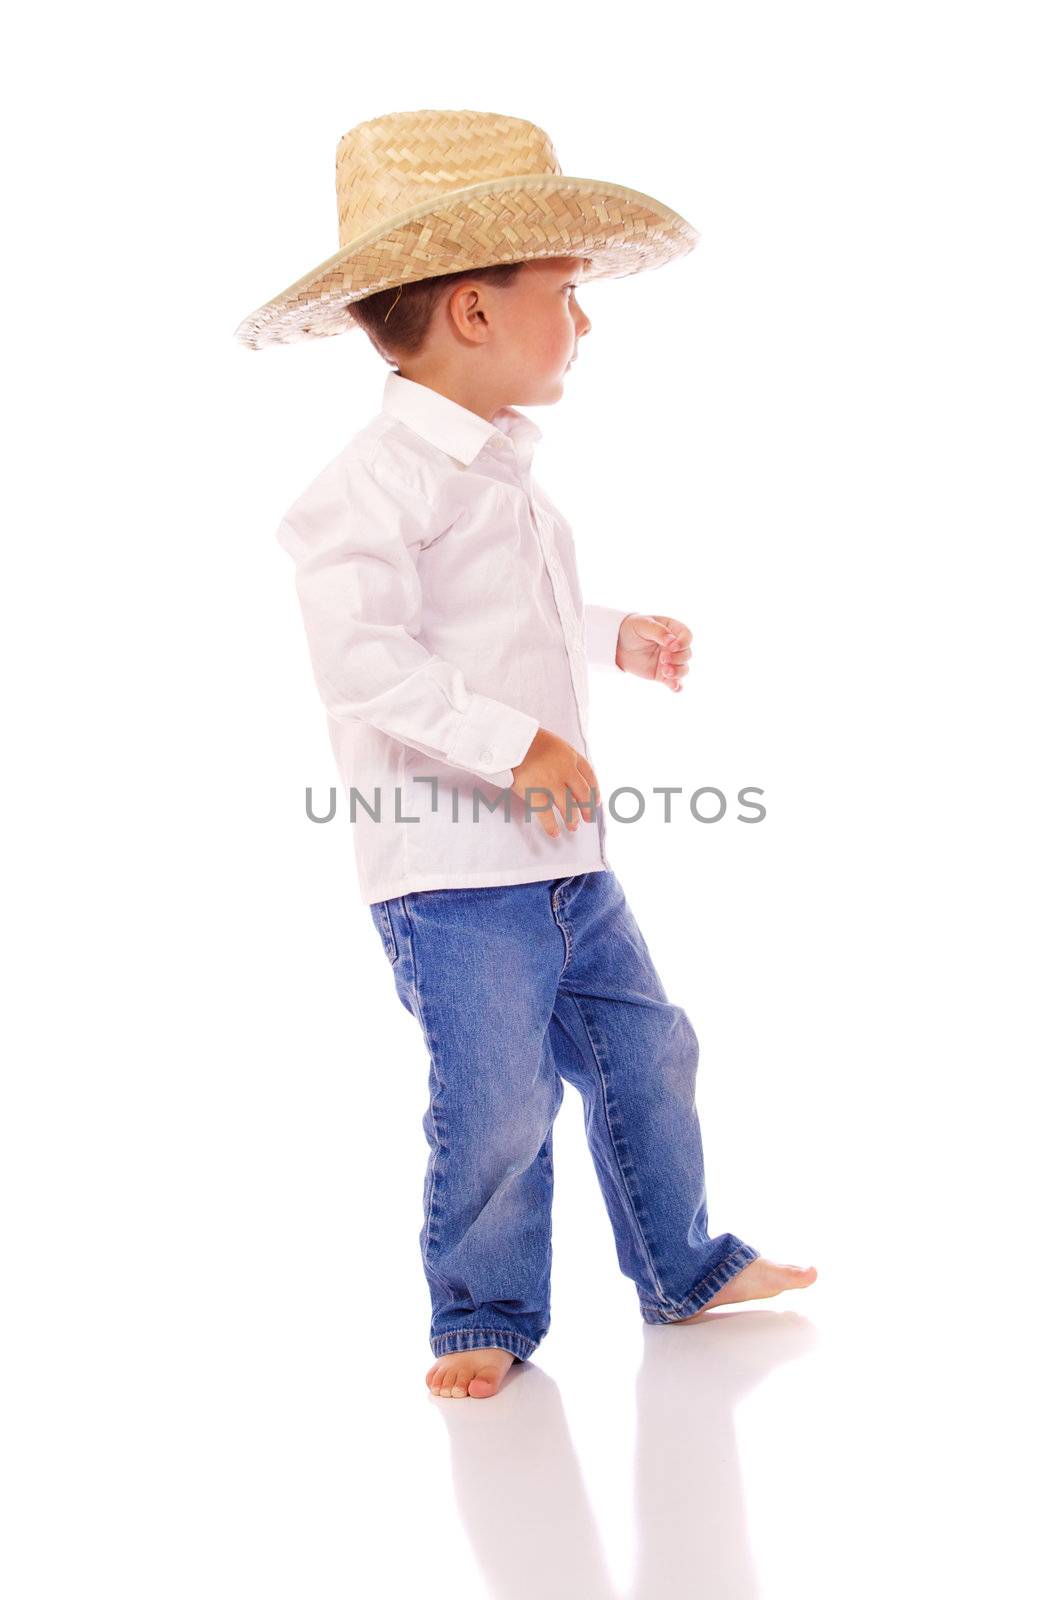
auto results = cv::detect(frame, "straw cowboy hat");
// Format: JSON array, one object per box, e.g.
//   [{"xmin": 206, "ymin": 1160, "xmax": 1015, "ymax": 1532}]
[{"xmin": 233, "ymin": 107, "xmax": 699, "ymax": 351}]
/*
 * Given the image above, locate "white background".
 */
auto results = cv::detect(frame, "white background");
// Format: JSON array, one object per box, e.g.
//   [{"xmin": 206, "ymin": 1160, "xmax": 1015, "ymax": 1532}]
[{"xmin": 4, "ymin": 3, "xmax": 1062, "ymax": 1596}]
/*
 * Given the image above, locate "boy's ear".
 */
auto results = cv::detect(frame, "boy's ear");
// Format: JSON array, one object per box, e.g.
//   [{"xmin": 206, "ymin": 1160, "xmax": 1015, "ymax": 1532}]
[{"xmin": 445, "ymin": 283, "xmax": 492, "ymax": 346}]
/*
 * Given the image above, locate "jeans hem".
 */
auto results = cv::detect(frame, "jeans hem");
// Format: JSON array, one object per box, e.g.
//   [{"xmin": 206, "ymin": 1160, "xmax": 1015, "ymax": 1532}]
[
  {"xmin": 430, "ymin": 1327, "xmax": 541, "ymax": 1361},
  {"xmin": 639, "ymin": 1242, "xmax": 761, "ymax": 1324}
]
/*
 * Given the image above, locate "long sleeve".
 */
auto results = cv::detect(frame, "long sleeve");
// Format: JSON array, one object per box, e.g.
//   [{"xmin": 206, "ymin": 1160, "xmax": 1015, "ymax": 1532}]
[
  {"xmin": 583, "ymin": 604, "xmax": 631, "ymax": 670},
  {"xmin": 277, "ymin": 453, "xmax": 540, "ymax": 788}
]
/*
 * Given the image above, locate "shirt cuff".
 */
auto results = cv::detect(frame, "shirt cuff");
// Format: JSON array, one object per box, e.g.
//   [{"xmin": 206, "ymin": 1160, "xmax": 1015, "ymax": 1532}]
[
  {"xmin": 583, "ymin": 605, "xmax": 631, "ymax": 670},
  {"xmin": 445, "ymin": 693, "xmax": 540, "ymax": 789}
]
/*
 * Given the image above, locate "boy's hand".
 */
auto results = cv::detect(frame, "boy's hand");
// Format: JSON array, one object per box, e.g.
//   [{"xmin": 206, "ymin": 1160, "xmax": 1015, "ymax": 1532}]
[
  {"xmin": 510, "ymin": 728, "xmax": 601, "ymax": 839},
  {"xmin": 615, "ymin": 613, "xmax": 693, "ymax": 692}
]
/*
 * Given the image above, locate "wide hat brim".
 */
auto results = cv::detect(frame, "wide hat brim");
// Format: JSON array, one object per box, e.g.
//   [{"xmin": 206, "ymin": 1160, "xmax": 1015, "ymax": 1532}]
[{"xmin": 233, "ymin": 174, "xmax": 699, "ymax": 351}]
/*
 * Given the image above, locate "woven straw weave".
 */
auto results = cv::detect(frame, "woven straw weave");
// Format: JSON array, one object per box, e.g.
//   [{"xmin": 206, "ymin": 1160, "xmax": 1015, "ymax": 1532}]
[{"xmin": 234, "ymin": 109, "xmax": 698, "ymax": 351}]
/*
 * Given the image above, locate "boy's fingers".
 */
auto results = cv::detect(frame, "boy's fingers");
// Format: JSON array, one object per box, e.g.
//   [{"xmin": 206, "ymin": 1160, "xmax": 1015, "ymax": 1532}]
[
  {"xmin": 660, "ymin": 619, "xmax": 693, "ymax": 645},
  {"xmin": 539, "ymin": 809, "xmax": 560, "ymax": 837},
  {"xmin": 574, "ymin": 755, "xmax": 599, "ymax": 793},
  {"xmin": 531, "ymin": 775, "xmax": 587, "ymax": 835},
  {"xmin": 566, "ymin": 774, "xmax": 597, "ymax": 826},
  {"xmin": 662, "ymin": 661, "xmax": 690, "ymax": 678},
  {"xmin": 526, "ymin": 757, "xmax": 600, "ymax": 837}
]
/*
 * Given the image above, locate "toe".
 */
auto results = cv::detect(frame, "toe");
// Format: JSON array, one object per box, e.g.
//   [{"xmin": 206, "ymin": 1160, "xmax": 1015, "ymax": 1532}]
[
  {"xmin": 468, "ymin": 1361, "xmax": 505, "ymax": 1399},
  {"xmin": 449, "ymin": 1365, "xmax": 472, "ymax": 1399},
  {"xmin": 773, "ymin": 1262, "xmax": 817, "ymax": 1293},
  {"xmin": 442, "ymin": 1361, "xmax": 467, "ymax": 1398},
  {"xmin": 426, "ymin": 1348, "xmax": 514, "ymax": 1399},
  {"xmin": 430, "ymin": 1360, "xmax": 453, "ymax": 1397},
  {"xmin": 422, "ymin": 1356, "xmax": 448, "ymax": 1395}
]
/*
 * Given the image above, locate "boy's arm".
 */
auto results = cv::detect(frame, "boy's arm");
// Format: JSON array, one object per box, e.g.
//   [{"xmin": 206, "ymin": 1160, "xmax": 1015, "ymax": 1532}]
[
  {"xmin": 277, "ymin": 455, "xmax": 539, "ymax": 789},
  {"xmin": 583, "ymin": 604, "xmax": 632, "ymax": 671}
]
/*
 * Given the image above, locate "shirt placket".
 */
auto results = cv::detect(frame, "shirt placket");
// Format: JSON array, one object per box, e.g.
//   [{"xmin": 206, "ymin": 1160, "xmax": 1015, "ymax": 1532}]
[{"xmin": 509, "ymin": 447, "xmax": 593, "ymax": 755}]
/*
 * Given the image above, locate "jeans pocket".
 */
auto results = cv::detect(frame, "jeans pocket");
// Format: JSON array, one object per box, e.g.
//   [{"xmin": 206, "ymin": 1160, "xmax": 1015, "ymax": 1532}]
[{"xmin": 369, "ymin": 898, "xmax": 399, "ymax": 966}]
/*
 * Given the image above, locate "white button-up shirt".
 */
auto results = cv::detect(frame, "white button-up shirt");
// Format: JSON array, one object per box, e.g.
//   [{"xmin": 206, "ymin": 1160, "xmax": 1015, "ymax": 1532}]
[{"xmin": 276, "ymin": 372, "xmax": 631, "ymax": 904}]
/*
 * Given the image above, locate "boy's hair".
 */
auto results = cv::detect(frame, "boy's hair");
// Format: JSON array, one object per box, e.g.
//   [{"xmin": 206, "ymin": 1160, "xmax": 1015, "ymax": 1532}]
[{"xmin": 346, "ymin": 261, "xmax": 527, "ymax": 367}]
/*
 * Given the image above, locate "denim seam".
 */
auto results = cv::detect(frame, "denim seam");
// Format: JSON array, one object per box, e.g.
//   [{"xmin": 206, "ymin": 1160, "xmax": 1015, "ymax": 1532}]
[
  {"xmin": 430, "ymin": 1328, "xmax": 539, "ymax": 1359},
  {"xmin": 403, "ymin": 897, "xmax": 443, "ymax": 1257},
  {"xmin": 380, "ymin": 899, "xmax": 398, "ymax": 964},
  {"xmin": 567, "ymin": 991, "xmax": 669, "ymax": 1305},
  {"xmin": 549, "ymin": 886, "xmax": 573, "ymax": 976},
  {"xmin": 638, "ymin": 1242, "xmax": 761, "ymax": 1323},
  {"xmin": 431, "ymin": 1328, "xmax": 536, "ymax": 1341}
]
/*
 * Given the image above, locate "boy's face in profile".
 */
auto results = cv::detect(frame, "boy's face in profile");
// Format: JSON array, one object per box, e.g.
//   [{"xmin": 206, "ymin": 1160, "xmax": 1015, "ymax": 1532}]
[{"xmin": 478, "ymin": 255, "xmax": 592, "ymax": 406}]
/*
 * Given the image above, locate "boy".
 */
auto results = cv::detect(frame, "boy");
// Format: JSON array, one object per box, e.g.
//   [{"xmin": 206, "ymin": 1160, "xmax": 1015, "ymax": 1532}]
[{"xmin": 235, "ymin": 109, "xmax": 815, "ymax": 1400}]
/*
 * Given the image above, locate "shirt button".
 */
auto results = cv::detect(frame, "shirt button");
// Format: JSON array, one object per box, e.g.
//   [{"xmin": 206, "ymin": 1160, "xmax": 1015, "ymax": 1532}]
[{"xmin": 480, "ymin": 748, "xmax": 494, "ymax": 765}]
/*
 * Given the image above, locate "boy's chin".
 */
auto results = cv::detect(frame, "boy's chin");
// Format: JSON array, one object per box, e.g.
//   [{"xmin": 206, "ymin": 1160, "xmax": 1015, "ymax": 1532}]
[{"xmin": 516, "ymin": 375, "xmax": 568, "ymax": 406}]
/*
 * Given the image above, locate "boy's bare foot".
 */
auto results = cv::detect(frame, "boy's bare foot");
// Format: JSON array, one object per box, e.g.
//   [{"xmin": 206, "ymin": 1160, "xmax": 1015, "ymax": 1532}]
[
  {"xmin": 669, "ymin": 1257, "xmax": 817, "ymax": 1322},
  {"xmin": 425, "ymin": 1346, "xmax": 516, "ymax": 1399}
]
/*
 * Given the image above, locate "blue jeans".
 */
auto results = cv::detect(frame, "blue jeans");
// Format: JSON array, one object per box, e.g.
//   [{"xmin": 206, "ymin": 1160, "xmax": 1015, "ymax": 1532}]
[{"xmin": 368, "ymin": 869, "xmax": 759, "ymax": 1362}]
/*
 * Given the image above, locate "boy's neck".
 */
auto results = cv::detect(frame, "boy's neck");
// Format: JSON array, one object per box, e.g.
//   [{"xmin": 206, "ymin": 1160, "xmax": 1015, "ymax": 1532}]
[{"xmin": 395, "ymin": 364, "xmax": 506, "ymax": 425}]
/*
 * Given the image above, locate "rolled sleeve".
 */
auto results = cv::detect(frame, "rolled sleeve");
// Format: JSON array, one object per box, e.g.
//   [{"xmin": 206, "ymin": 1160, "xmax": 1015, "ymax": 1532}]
[
  {"xmin": 583, "ymin": 604, "xmax": 630, "ymax": 670},
  {"xmin": 277, "ymin": 452, "xmax": 540, "ymax": 784}
]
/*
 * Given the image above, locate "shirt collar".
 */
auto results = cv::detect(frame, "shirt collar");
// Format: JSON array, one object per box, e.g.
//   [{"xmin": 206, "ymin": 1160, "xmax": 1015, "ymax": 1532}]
[{"xmin": 381, "ymin": 372, "xmax": 542, "ymax": 467}]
